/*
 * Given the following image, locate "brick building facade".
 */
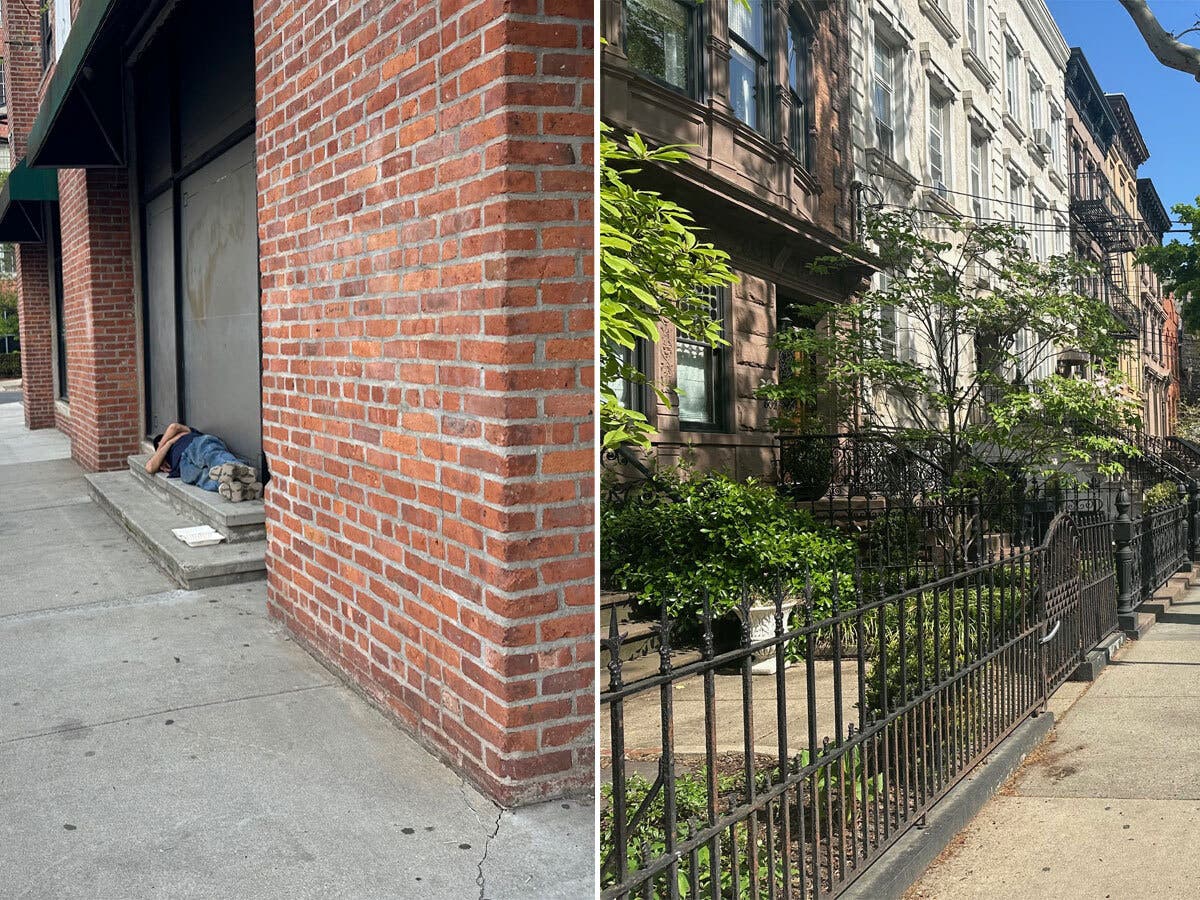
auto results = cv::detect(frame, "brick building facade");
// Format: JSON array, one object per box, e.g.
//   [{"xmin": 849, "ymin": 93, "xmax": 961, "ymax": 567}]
[{"xmin": 0, "ymin": 0, "xmax": 593, "ymax": 807}]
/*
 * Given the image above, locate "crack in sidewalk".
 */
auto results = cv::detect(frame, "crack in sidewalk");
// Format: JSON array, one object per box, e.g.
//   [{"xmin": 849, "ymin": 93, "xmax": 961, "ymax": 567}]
[{"xmin": 458, "ymin": 776, "xmax": 505, "ymax": 900}]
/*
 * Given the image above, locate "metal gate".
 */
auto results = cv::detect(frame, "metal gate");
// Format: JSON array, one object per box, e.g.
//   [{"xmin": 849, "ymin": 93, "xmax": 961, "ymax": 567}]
[{"xmin": 1039, "ymin": 511, "xmax": 1119, "ymax": 691}]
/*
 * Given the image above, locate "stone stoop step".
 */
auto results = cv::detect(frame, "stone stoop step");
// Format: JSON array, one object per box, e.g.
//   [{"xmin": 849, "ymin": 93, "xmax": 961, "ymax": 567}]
[
  {"xmin": 85, "ymin": 470, "xmax": 266, "ymax": 589},
  {"xmin": 127, "ymin": 454, "xmax": 265, "ymax": 543}
]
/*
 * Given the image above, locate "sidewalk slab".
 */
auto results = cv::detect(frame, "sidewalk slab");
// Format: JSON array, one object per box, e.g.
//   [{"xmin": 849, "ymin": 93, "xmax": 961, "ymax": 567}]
[
  {"xmin": 0, "ymin": 577, "xmax": 594, "ymax": 900},
  {"xmin": 910, "ymin": 586, "xmax": 1200, "ymax": 899}
]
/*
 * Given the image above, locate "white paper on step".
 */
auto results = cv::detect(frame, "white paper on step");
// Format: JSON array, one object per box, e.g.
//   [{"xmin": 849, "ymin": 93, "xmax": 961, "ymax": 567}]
[{"xmin": 172, "ymin": 525, "xmax": 226, "ymax": 547}]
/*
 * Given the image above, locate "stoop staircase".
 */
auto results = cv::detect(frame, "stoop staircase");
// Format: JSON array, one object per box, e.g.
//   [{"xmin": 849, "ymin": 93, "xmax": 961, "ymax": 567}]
[{"xmin": 84, "ymin": 454, "xmax": 266, "ymax": 589}]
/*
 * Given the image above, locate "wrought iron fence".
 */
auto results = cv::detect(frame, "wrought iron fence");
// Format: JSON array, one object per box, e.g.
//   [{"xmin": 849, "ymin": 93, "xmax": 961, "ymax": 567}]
[
  {"xmin": 777, "ymin": 434, "xmax": 947, "ymax": 502},
  {"xmin": 600, "ymin": 479, "xmax": 1197, "ymax": 899},
  {"xmin": 1132, "ymin": 497, "xmax": 1190, "ymax": 603}
]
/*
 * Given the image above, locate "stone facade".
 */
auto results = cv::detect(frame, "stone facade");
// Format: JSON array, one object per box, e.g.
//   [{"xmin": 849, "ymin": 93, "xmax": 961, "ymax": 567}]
[
  {"xmin": 846, "ymin": 0, "xmax": 1070, "ymax": 424},
  {"xmin": 600, "ymin": 0, "xmax": 867, "ymax": 480}
]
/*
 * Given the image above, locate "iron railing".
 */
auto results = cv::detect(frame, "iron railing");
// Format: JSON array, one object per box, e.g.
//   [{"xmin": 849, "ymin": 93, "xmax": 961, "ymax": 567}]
[
  {"xmin": 776, "ymin": 433, "xmax": 948, "ymax": 502},
  {"xmin": 601, "ymin": 478, "xmax": 1198, "ymax": 899}
]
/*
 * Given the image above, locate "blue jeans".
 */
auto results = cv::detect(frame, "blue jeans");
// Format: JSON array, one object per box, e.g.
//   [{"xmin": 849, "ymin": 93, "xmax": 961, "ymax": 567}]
[{"xmin": 179, "ymin": 434, "xmax": 242, "ymax": 491}]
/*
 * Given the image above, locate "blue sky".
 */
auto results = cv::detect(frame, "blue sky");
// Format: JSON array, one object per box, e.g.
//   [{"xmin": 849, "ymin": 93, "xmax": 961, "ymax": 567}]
[{"xmin": 1048, "ymin": 0, "xmax": 1200, "ymax": 230}]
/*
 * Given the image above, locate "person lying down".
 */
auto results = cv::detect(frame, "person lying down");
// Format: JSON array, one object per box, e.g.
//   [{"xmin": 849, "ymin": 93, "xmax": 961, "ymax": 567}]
[{"xmin": 145, "ymin": 423, "xmax": 263, "ymax": 502}]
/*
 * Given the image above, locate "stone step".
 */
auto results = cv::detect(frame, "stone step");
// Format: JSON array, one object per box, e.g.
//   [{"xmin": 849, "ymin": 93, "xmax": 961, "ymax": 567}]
[
  {"xmin": 86, "ymin": 471, "xmax": 266, "ymax": 590},
  {"xmin": 128, "ymin": 454, "xmax": 264, "ymax": 543}
]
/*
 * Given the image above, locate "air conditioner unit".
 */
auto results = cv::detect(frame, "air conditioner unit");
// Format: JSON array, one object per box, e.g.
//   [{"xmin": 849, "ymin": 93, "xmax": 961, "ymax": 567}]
[{"xmin": 1033, "ymin": 129, "xmax": 1052, "ymax": 154}]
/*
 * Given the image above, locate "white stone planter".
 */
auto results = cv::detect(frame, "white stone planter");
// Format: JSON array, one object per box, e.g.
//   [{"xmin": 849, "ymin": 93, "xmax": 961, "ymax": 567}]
[{"xmin": 737, "ymin": 600, "xmax": 798, "ymax": 675}]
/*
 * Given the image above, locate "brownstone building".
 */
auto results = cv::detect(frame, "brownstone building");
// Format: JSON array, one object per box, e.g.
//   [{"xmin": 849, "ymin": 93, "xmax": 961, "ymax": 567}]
[
  {"xmin": 600, "ymin": 0, "xmax": 868, "ymax": 480},
  {"xmin": 0, "ymin": 0, "xmax": 593, "ymax": 807}
]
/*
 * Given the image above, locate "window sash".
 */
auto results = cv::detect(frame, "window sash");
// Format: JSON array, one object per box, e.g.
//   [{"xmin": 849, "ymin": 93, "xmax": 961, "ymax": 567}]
[
  {"xmin": 1005, "ymin": 48, "xmax": 1020, "ymax": 118},
  {"xmin": 965, "ymin": 0, "xmax": 980, "ymax": 51},
  {"xmin": 729, "ymin": 0, "xmax": 768, "ymax": 131},
  {"xmin": 929, "ymin": 99, "xmax": 947, "ymax": 191},
  {"xmin": 677, "ymin": 287, "xmax": 727, "ymax": 430},
  {"xmin": 970, "ymin": 137, "xmax": 986, "ymax": 220},
  {"xmin": 873, "ymin": 43, "xmax": 895, "ymax": 155},
  {"xmin": 788, "ymin": 19, "xmax": 810, "ymax": 166},
  {"xmin": 623, "ymin": 0, "xmax": 696, "ymax": 95},
  {"xmin": 1029, "ymin": 78, "xmax": 1043, "ymax": 132}
]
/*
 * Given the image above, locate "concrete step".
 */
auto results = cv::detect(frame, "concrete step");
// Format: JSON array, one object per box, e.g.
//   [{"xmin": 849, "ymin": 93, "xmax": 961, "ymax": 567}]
[
  {"xmin": 86, "ymin": 471, "xmax": 266, "ymax": 590},
  {"xmin": 1121, "ymin": 610, "xmax": 1156, "ymax": 640},
  {"xmin": 128, "ymin": 454, "xmax": 265, "ymax": 543}
]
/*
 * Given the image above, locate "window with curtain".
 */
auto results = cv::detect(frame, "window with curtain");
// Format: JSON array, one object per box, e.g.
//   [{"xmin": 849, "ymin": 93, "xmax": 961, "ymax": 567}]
[
  {"xmin": 729, "ymin": 0, "xmax": 767, "ymax": 132},
  {"xmin": 787, "ymin": 13, "xmax": 812, "ymax": 168},
  {"xmin": 676, "ymin": 286, "xmax": 728, "ymax": 430},
  {"xmin": 623, "ymin": 0, "xmax": 696, "ymax": 95},
  {"xmin": 873, "ymin": 41, "xmax": 897, "ymax": 156}
]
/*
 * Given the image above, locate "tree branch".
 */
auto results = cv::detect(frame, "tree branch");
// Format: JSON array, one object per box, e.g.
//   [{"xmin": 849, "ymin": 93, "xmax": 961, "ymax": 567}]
[{"xmin": 1119, "ymin": 0, "xmax": 1200, "ymax": 81}]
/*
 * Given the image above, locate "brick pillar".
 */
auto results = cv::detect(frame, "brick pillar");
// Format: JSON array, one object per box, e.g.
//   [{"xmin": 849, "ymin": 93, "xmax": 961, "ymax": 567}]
[
  {"xmin": 15, "ymin": 245, "xmax": 54, "ymax": 428},
  {"xmin": 3, "ymin": 0, "xmax": 59, "ymax": 429},
  {"xmin": 255, "ymin": 0, "xmax": 593, "ymax": 806},
  {"xmin": 57, "ymin": 168, "xmax": 140, "ymax": 471}
]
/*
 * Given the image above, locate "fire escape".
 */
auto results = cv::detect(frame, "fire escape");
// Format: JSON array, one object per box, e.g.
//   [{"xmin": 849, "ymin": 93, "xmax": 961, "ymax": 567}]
[{"xmin": 1070, "ymin": 170, "xmax": 1139, "ymax": 338}]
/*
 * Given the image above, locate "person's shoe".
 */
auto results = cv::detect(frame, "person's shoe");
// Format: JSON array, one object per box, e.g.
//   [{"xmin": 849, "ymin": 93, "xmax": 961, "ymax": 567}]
[
  {"xmin": 248, "ymin": 482, "xmax": 264, "ymax": 500},
  {"xmin": 218, "ymin": 482, "xmax": 246, "ymax": 502},
  {"xmin": 209, "ymin": 463, "xmax": 256, "ymax": 486}
]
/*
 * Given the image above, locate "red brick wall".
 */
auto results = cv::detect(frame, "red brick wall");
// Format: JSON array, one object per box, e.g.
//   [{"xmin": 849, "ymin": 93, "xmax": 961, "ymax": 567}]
[
  {"xmin": 3, "ymin": 0, "xmax": 54, "ymax": 427},
  {"xmin": 254, "ymin": 0, "xmax": 594, "ymax": 806},
  {"xmin": 14, "ymin": 246, "xmax": 54, "ymax": 429},
  {"xmin": 56, "ymin": 168, "xmax": 140, "ymax": 471}
]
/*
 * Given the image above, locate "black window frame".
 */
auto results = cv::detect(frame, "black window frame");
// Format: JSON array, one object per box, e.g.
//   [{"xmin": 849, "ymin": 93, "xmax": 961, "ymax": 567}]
[
  {"xmin": 39, "ymin": 5, "xmax": 53, "ymax": 72},
  {"xmin": 786, "ymin": 11, "xmax": 813, "ymax": 169},
  {"xmin": 621, "ymin": 0, "xmax": 702, "ymax": 99},
  {"xmin": 47, "ymin": 206, "xmax": 67, "ymax": 401},
  {"xmin": 728, "ymin": 0, "xmax": 770, "ymax": 134},
  {"xmin": 677, "ymin": 285, "xmax": 732, "ymax": 433}
]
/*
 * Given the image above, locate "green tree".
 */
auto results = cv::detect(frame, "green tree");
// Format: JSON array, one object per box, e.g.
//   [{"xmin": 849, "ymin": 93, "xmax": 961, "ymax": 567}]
[
  {"xmin": 1137, "ymin": 198, "xmax": 1200, "ymax": 329},
  {"xmin": 759, "ymin": 210, "xmax": 1141, "ymax": 482},
  {"xmin": 0, "ymin": 282, "xmax": 17, "ymax": 342},
  {"xmin": 599, "ymin": 123, "xmax": 736, "ymax": 450}
]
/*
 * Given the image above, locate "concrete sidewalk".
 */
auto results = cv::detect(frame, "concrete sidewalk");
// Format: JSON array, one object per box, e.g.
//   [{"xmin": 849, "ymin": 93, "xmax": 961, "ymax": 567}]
[
  {"xmin": 0, "ymin": 403, "xmax": 595, "ymax": 899},
  {"xmin": 909, "ymin": 589, "xmax": 1200, "ymax": 899}
]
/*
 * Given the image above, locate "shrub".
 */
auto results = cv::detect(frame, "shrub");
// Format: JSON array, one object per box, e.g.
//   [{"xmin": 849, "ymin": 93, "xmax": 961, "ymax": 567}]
[
  {"xmin": 600, "ymin": 758, "xmax": 880, "ymax": 898},
  {"xmin": 602, "ymin": 469, "xmax": 855, "ymax": 621},
  {"xmin": 864, "ymin": 571, "xmax": 1033, "ymax": 782},
  {"xmin": 1144, "ymin": 480, "xmax": 1182, "ymax": 511},
  {"xmin": 0, "ymin": 351, "xmax": 19, "ymax": 379}
]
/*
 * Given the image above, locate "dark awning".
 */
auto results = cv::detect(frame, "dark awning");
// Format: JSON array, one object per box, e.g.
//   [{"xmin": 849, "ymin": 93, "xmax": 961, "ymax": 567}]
[
  {"xmin": 26, "ymin": 0, "xmax": 145, "ymax": 169},
  {"xmin": 0, "ymin": 159, "xmax": 59, "ymax": 242}
]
